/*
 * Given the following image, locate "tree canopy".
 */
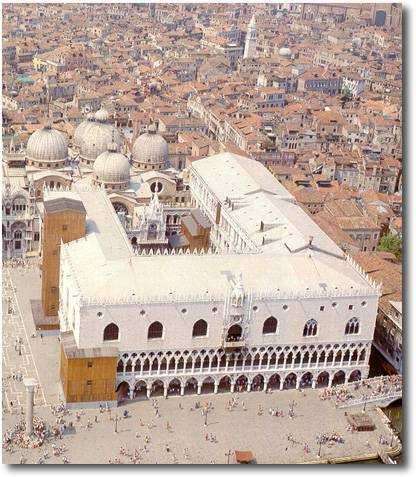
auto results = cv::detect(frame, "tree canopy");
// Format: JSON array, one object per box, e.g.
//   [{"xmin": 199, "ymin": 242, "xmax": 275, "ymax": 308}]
[{"xmin": 378, "ymin": 233, "xmax": 402, "ymax": 260}]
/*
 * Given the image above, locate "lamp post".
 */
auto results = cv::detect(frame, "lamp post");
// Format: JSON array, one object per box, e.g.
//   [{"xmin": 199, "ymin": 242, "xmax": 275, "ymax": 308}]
[
  {"xmin": 203, "ymin": 403, "xmax": 211, "ymax": 427},
  {"xmin": 316, "ymin": 435, "xmax": 324, "ymax": 458},
  {"xmin": 362, "ymin": 396, "xmax": 368, "ymax": 413}
]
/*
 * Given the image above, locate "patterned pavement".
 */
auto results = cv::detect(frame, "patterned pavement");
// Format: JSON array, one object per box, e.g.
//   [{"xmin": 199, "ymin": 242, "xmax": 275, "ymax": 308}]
[{"xmin": 2, "ymin": 265, "xmax": 47, "ymax": 413}]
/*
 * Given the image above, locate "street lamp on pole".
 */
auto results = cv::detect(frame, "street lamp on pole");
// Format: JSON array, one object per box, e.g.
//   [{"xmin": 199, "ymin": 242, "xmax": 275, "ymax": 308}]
[
  {"xmin": 203, "ymin": 404, "xmax": 210, "ymax": 427},
  {"xmin": 316, "ymin": 435, "xmax": 324, "ymax": 458},
  {"xmin": 362, "ymin": 396, "xmax": 368, "ymax": 413}
]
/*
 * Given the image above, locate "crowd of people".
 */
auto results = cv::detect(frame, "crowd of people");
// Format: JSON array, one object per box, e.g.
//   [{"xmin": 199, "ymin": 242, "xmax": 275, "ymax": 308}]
[
  {"xmin": 316, "ymin": 432, "xmax": 345, "ymax": 446},
  {"xmin": 319, "ymin": 375, "xmax": 403, "ymax": 404},
  {"xmin": 3, "ymin": 417, "xmax": 48, "ymax": 451},
  {"xmin": 3, "ymin": 257, "xmax": 39, "ymax": 273}
]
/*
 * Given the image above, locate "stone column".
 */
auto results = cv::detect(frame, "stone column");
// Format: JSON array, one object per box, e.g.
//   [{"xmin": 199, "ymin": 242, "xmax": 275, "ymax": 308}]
[
  {"xmin": 180, "ymin": 384, "xmax": 185, "ymax": 396},
  {"xmin": 230, "ymin": 383, "xmax": 235, "ymax": 393},
  {"xmin": 197, "ymin": 384, "xmax": 202, "ymax": 395},
  {"xmin": 263, "ymin": 379, "xmax": 268, "ymax": 392},
  {"xmin": 295, "ymin": 376, "xmax": 301, "ymax": 390},
  {"xmin": 247, "ymin": 382, "xmax": 251, "ymax": 392},
  {"xmin": 129, "ymin": 387, "xmax": 134, "ymax": 400},
  {"xmin": 146, "ymin": 386, "xmax": 151, "ymax": 399},
  {"xmin": 214, "ymin": 383, "xmax": 218, "ymax": 394},
  {"xmin": 163, "ymin": 384, "xmax": 168, "ymax": 398},
  {"xmin": 23, "ymin": 378, "xmax": 38, "ymax": 436},
  {"xmin": 312, "ymin": 379, "xmax": 317, "ymax": 390}
]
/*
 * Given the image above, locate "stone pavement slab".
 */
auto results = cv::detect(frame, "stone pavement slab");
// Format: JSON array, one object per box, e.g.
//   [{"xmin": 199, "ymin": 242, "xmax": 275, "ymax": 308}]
[{"xmin": 2, "ymin": 388, "xmax": 397, "ymax": 464}]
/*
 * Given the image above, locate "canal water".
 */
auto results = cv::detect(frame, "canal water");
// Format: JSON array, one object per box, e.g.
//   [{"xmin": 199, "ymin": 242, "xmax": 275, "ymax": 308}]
[{"xmin": 349, "ymin": 347, "xmax": 402, "ymax": 464}]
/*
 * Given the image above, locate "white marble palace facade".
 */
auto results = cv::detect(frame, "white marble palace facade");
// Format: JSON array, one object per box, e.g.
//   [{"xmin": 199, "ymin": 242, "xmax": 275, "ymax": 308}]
[{"xmin": 58, "ymin": 153, "xmax": 381, "ymax": 402}]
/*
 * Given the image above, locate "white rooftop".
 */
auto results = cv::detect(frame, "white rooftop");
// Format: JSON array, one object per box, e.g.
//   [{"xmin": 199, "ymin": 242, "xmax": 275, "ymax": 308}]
[
  {"xmin": 61, "ymin": 153, "xmax": 378, "ymax": 303},
  {"xmin": 192, "ymin": 152, "xmax": 294, "ymax": 202},
  {"xmin": 64, "ymin": 249, "xmax": 373, "ymax": 305},
  {"xmin": 73, "ymin": 183, "xmax": 133, "ymax": 261},
  {"xmin": 191, "ymin": 153, "xmax": 344, "ymax": 257}
]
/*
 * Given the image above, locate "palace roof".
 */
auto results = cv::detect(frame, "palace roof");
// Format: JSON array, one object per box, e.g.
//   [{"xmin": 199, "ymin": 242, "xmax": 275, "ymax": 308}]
[{"xmin": 62, "ymin": 153, "xmax": 379, "ymax": 305}]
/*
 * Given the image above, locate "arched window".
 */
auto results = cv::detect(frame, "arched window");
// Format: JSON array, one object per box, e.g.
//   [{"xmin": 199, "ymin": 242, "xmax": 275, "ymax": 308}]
[
  {"xmin": 303, "ymin": 319, "xmax": 318, "ymax": 337},
  {"xmin": 150, "ymin": 181, "xmax": 163, "ymax": 193},
  {"xmin": 345, "ymin": 318, "xmax": 360, "ymax": 335},
  {"xmin": 192, "ymin": 319, "xmax": 208, "ymax": 337},
  {"xmin": 13, "ymin": 196, "xmax": 26, "ymax": 213},
  {"xmin": 262, "ymin": 316, "xmax": 278, "ymax": 335},
  {"xmin": 226, "ymin": 324, "xmax": 242, "ymax": 342},
  {"xmin": 103, "ymin": 323, "xmax": 119, "ymax": 341},
  {"xmin": 148, "ymin": 321, "xmax": 163, "ymax": 339},
  {"xmin": 112, "ymin": 202, "xmax": 128, "ymax": 215}
]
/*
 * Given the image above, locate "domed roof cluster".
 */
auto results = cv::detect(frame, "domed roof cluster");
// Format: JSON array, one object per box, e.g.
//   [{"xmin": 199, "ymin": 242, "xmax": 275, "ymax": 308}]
[
  {"xmin": 75, "ymin": 108, "xmax": 122, "ymax": 165},
  {"xmin": 93, "ymin": 143, "xmax": 130, "ymax": 190},
  {"xmin": 26, "ymin": 124, "xmax": 68, "ymax": 168},
  {"xmin": 132, "ymin": 124, "xmax": 169, "ymax": 171}
]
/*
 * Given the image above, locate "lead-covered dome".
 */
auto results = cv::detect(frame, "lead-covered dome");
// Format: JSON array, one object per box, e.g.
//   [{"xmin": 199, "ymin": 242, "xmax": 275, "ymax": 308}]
[
  {"xmin": 26, "ymin": 124, "xmax": 68, "ymax": 169},
  {"xmin": 279, "ymin": 47, "xmax": 292, "ymax": 58},
  {"xmin": 132, "ymin": 124, "xmax": 169, "ymax": 171},
  {"xmin": 93, "ymin": 143, "xmax": 130, "ymax": 191},
  {"xmin": 73, "ymin": 113, "xmax": 95, "ymax": 149},
  {"xmin": 79, "ymin": 114, "xmax": 122, "ymax": 166},
  {"xmin": 94, "ymin": 107, "xmax": 109, "ymax": 122}
]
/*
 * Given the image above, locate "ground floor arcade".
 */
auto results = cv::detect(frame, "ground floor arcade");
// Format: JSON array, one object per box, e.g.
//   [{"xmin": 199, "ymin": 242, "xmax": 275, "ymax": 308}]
[{"xmin": 116, "ymin": 368, "xmax": 365, "ymax": 402}]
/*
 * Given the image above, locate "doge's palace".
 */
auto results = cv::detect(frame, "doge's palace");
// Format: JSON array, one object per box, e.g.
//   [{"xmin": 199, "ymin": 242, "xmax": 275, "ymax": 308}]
[{"xmin": 57, "ymin": 153, "xmax": 380, "ymax": 404}]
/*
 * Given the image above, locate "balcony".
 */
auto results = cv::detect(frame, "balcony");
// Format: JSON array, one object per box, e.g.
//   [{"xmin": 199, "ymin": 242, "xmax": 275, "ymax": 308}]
[{"xmin": 223, "ymin": 338, "xmax": 245, "ymax": 351}]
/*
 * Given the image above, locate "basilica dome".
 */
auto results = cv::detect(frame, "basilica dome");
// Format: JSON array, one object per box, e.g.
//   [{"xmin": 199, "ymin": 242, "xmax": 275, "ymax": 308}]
[
  {"xmin": 93, "ymin": 143, "xmax": 130, "ymax": 190},
  {"xmin": 26, "ymin": 124, "xmax": 68, "ymax": 169},
  {"xmin": 279, "ymin": 47, "xmax": 292, "ymax": 58},
  {"xmin": 132, "ymin": 124, "xmax": 169, "ymax": 171},
  {"xmin": 94, "ymin": 107, "xmax": 109, "ymax": 122},
  {"xmin": 79, "ymin": 110, "xmax": 122, "ymax": 166},
  {"xmin": 73, "ymin": 113, "xmax": 95, "ymax": 149}
]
